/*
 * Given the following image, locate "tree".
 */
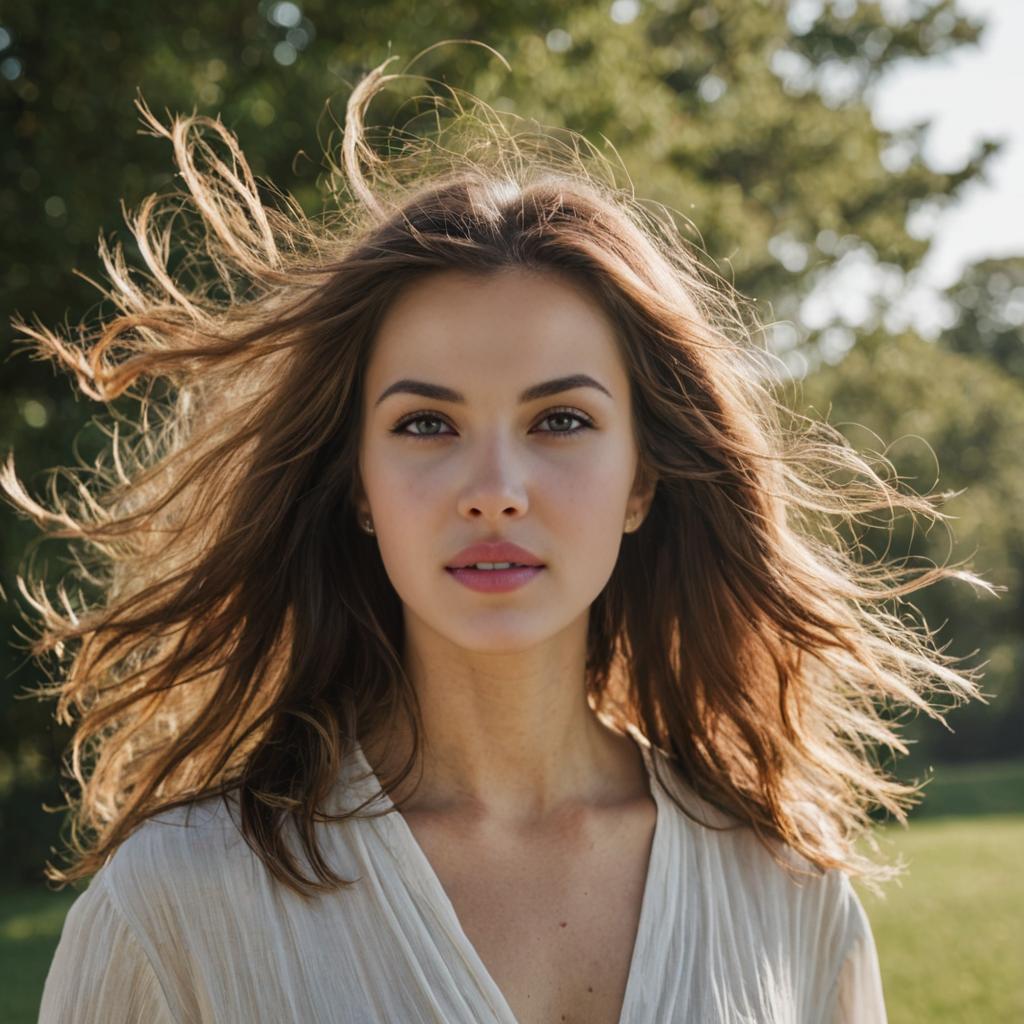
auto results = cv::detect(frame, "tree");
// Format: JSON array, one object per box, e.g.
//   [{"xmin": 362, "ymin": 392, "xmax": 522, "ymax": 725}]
[
  {"xmin": 797, "ymin": 328, "xmax": 1024, "ymax": 770},
  {"xmin": 939, "ymin": 255, "xmax": 1024, "ymax": 381}
]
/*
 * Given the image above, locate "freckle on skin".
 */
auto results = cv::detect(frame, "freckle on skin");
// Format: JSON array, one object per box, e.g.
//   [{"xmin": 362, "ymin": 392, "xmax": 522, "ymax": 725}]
[
  {"xmin": 559, "ymin": 921, "xmax": 567, "ymax": 927},
  {"xmin": 588, "ymin": 986, "xmax": 593, "ymax": 993}
]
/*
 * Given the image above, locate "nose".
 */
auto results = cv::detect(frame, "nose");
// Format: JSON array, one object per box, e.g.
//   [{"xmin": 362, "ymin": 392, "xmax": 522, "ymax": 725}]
[{"xmin": 455, "ymin": 430, "xmax": 529, "ymax": 522}]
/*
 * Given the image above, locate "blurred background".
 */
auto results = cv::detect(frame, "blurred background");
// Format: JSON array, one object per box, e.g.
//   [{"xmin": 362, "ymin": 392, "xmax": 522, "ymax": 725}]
[{"xmin": 1, "ymin": 0, "xmax": 1021, "ymax": 1020}]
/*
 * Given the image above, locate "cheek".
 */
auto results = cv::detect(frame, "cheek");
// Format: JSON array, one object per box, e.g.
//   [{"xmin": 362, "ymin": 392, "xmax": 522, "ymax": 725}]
[
  {"xmin": 362, "ymin": 437, "xmax": 442, "ymax": 506},
  {"xmin": 534, "ymin": 459, "xmax": 608, "ymax": 529},
  {"xmin": 543, "ymin": 437, "xmax": 637, "ymax": 504},
  {"xmin": 377, "ymin": 455, "xmax": 450, "ymax": 514},
  {"xmin": 365, "ymin": 451, "xmax": 452, "ymax": 586}
]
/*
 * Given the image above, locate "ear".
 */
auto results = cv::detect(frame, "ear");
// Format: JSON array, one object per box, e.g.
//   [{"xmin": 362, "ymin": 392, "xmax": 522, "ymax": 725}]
[
  {"xmin": 626, "ymin": 463, "xmax": 658, "ymax": 525},
  {"xmin": 351, "ymin": 477, "xmax": 371, "ymax": 524}
]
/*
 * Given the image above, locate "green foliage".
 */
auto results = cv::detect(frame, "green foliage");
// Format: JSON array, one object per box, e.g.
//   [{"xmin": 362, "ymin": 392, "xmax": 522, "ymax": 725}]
[
  {"xmin": 908, "ymin": 758, "xmax": 1024, "ymax": 819},
  {"xmin": 939, "ymin": 255, "xmax": 1024, "ymax": 381},
  {"xmin": 0, "ymin": 0, "xmax": 1012, "ymax": 882},
  {"xmin": 798, "ymin": 330, "xmax": 1024, "ymax": 767}
]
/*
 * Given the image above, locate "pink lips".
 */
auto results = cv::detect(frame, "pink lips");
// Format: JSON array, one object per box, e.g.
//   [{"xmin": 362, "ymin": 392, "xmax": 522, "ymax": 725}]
[
  {"xmin": 446, "ymin": 565, "xmax": 545, "ymax": 593},
  {"xmin": 446, "ymin": 540, "xmax": 544, "ymax": 569},
  {"xmin": 445, "ymin": 540, "xmax": 546, "ymax": 594}
]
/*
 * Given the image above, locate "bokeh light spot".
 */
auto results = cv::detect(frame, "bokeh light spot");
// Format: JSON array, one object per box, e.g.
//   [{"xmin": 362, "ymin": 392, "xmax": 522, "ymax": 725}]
[
  {"xmin": 269, "ymin": 2, "xmax": 302, "ymax": 28},
  {"xmin": 545, "ymin": 29, "xmax": 572, "ymax": 53},
  {"xmin": 20, "ymin": 399, "xmax": 49, "ymax": 428},
  {"xmin": 610, "ymin": 0, "xmax": 640, "ymax": 25},
  {"xmin": 250, "ymin": 99, "xmax": 276, "ymax": 126},
  {"xmin": 273, "ymin": 41, "xmax": 297, "ymax": 65}
]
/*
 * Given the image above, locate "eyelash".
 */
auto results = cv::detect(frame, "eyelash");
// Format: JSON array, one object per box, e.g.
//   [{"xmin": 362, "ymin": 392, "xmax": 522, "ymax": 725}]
[{"xmin": 390, "ymin": 406, "xmax": 596, "ymax": 441}]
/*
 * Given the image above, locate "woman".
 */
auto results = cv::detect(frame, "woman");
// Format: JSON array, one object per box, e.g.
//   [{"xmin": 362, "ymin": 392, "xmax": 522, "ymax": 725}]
[{"xmin": 13, "ymin": 57, "xmax": 989, "ymax": 1023}]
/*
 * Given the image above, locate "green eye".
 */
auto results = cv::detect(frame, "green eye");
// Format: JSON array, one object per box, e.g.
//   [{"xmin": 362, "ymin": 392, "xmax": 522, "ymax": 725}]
[
  {"xmin": 391, "ymin": 407, "xmax": 595, "ymax": 441},
  {"xmin": 393, "ymin": 414, "xmax": 453, "ymax": 438},
  {"xmin": 536, "ymin": 408, "xmax": 594, "ymax": 434}
]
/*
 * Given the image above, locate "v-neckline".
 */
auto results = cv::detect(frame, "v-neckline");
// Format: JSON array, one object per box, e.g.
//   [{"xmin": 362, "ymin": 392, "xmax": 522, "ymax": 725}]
[{"xmin": 351, "ymin": 725, "xmax": 665, "ymax": 1024}]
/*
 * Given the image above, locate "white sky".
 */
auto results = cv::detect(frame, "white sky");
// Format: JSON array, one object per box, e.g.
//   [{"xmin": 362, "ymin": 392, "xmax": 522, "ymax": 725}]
[{"xmin": 800, "ymin": 0, "xmax": 1023, "ymax": 342}]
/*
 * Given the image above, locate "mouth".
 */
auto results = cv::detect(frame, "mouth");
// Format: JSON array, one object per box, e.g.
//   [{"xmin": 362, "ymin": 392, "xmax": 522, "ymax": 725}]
[
  {"xmin": 445, "ymin": 561, "xmax": 544, "ymax": 571},
  {"xmin": 444, "ymin": 563, "xmax": 546, "ymax": 592},
  {"xmin": 444, "ymin": 540, "xmax": 546, "ymax": 576}
]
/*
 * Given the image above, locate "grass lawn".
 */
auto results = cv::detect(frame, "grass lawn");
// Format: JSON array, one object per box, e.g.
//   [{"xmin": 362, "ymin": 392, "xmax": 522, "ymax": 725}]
[
  {"xmin": 3, "ymin": 767, "xmax": 1022, "ymax": 1023},
  {"xmin": 855, "ymin": 813, "xmax": 1024, "ymax": 1023},
  {"xmin": 0, "ymin": 883, "xmax": 81, "ymax": 1024}
]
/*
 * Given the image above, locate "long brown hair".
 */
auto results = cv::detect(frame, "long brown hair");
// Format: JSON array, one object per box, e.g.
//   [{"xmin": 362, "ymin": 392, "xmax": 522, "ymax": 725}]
[{"xmin": 3, "ymin": 57, "xmax": 993, "ymax": 898}]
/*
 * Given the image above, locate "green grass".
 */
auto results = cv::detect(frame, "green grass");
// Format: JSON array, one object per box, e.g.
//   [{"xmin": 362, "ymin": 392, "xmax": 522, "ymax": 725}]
[
  {"xmin": 855, "ymin": 814, "xmax": 1024, "ymax": 1023},
  {"xmin": 0, "ymin": 884, "xmax": 81, "ymax": 1024},
  {"xmin": 4, "ymin": 762, "xmax": 1023, "ymax": 1023}
]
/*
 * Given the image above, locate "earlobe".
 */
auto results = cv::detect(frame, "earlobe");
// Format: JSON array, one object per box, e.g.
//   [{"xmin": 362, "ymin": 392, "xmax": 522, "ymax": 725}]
[
  {"xmin": 624, "ymin": 498, "xmax": 652, "ymax": 533},
  {"xmin": 625, "ymin": 493, "xmax": 654, "ymax": 533},
  {"xmin": 352, "ymin": 491, "xmax": 375, "ymax": 534},
  {"xmin": 355, "ymin": 502, "xmax": 374, "ymax": 530},
  {"xmin": 624, "ymin": 470, "xmax": 657, "ymax": 532}
]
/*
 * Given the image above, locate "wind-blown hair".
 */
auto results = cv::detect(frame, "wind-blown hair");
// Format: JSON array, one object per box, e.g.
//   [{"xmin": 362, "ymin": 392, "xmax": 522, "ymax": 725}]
[{"xmin": 3, "ymin": 56, "xmax": 992, "ymax": 899}]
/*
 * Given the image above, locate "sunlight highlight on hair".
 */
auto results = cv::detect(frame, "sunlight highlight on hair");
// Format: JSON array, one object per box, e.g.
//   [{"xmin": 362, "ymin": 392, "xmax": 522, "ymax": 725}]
[{"xmin": 1, "ymin": 53, "xmax": 995, "ymax": 899}]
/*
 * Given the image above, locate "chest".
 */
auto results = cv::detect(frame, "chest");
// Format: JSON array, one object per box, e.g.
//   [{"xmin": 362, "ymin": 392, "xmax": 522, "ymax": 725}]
[{"xmin": 402, "ymin": 798, "xmax": 658, "ymax": 1024}]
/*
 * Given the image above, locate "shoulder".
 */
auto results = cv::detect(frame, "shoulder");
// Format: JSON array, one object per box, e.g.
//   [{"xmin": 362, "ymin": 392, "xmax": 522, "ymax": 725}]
[
  {"xmin": 38, "ymin": 860, "xmax": 183, "ymax": 1019},
  {"xmin": 648, "ymin": 747, "xmax": 878, "ymax": 1014},
  {"xmin": 94, "ymin": 792, "xmax": 260, "ymax": 926},
  {"xmin": 649, "ymin": 745, "xmax": 860, "ymax": 946},
  {"xmin": 40, "ymin": 867, "xmax": 179, "ymax": 1023},
  {"xmin": 96, "ymin": 775, "xmax": 379, "ymax": 919},
  {"xmin": 106, "ymin": 792, "xmax": 248, "ymax": 869}
]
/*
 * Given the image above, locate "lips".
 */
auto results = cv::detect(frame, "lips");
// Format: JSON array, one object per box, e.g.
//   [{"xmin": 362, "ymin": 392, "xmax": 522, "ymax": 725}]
[
  {"xmin": 446, "ymin": 563, "xmax": 544, "ymax": 593},
  {"xmin": 445, "ymin": 540, "xmax": 545, "ymax": 569}
]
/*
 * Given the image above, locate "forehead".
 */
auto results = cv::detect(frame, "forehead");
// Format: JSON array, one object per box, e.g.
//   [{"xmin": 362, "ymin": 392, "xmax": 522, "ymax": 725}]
[{"xmin": 366, "ymin": 268, "xmax": 627, "ymax": 387}]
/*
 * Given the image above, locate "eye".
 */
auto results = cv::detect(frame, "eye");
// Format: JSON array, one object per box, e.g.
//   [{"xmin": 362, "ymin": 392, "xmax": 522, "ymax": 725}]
[
  {"xmin": 390, "ymin": 407, "xmax": 595, "ymax": 441},
  {"xmin": 391, "ymin": 412, "xmax": 456, "ymax": 439},
  {"xmin": 534, "ymin": 407, "xmax": 595, "ymax": 437}
]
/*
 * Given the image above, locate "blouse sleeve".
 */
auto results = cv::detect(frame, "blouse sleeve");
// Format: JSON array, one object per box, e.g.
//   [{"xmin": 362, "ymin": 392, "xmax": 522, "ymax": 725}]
[
  {"xmin": 829, "ymin": 881, "xmax": 888, "ymax": 1024},
  {"xmin": 38, "ymin": 876, "xmax": 176, "ymax": 1024}
]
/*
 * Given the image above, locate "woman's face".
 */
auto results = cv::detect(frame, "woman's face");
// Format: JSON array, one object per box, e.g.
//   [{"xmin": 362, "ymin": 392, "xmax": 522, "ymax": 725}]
[{"xmin": 358, "ymin": 267, "xmax": 652, "ymax": 653}]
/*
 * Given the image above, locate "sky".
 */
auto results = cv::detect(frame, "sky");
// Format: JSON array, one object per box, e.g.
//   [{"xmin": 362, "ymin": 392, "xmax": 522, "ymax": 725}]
[{"xmin": 802, "ymin": 0, "xmax": 1023, "ymax": 343}]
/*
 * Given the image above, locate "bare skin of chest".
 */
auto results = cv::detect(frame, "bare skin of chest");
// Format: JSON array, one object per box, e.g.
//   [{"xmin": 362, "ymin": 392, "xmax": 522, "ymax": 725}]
[{"xmin": 401, "ymin": 797, "xmax": 657, "ymax": 1024}]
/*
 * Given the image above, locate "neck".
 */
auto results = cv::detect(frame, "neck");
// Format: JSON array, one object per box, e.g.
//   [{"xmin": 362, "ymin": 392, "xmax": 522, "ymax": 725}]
[{"xmin": 359, "ymin": 613, "xmax": 646, "ymax": 826}]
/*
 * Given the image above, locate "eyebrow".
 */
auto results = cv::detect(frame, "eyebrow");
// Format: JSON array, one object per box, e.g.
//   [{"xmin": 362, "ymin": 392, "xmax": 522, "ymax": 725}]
[{"xmin": 374, "ymin": 373, "xmax": 613, "ymax": 408}]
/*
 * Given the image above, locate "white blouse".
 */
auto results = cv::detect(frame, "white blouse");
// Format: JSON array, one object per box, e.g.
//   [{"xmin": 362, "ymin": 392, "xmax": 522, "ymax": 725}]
[{"xmin": 39, "ymin": 728, "xmax": 887, "ymax": 1022}]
